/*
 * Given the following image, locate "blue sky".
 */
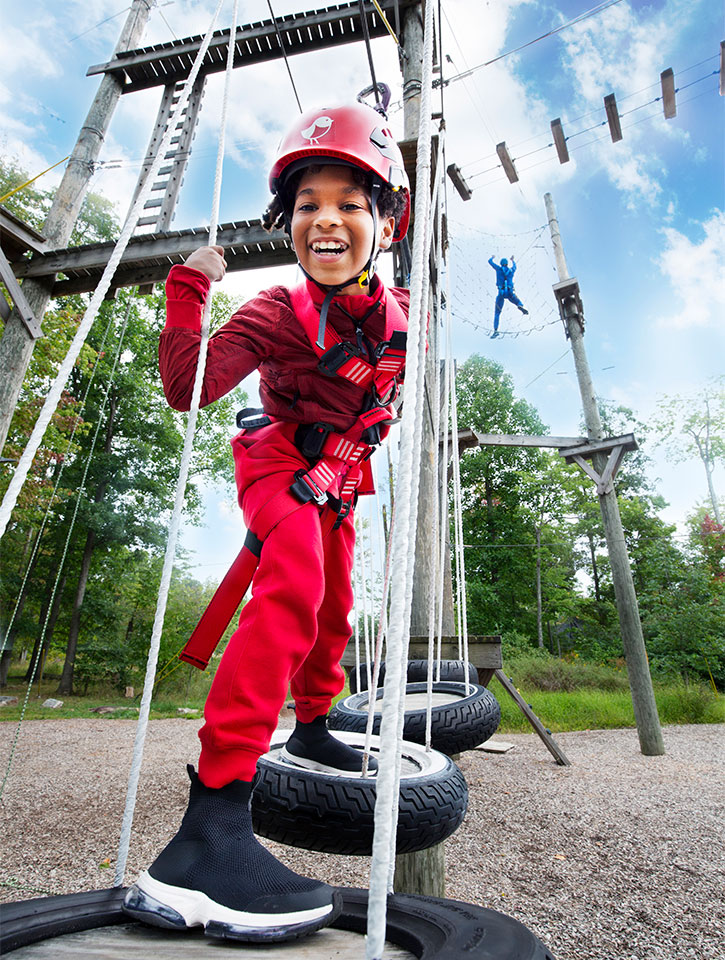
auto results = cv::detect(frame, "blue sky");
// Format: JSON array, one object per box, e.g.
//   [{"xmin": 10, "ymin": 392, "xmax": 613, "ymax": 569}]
[{"xmin": 1, "ymin": 0, "xmax": 723, "ymax": 580}]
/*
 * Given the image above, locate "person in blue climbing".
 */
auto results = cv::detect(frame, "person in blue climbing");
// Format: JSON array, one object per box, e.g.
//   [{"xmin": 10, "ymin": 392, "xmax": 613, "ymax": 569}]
[{"xmin": 488, "ymin": 254, "xmax": 528, "ymax": 338}]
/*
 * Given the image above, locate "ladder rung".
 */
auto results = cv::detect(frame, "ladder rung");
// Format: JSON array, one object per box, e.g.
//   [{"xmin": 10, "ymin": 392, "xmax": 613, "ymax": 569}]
[
  {"xmin": 143, "ymin": 199, "xmax": 163, "ymax": 209},
  {"xmin": 136, "ymin": 216, "xmax": 159, "ymax": 226}
]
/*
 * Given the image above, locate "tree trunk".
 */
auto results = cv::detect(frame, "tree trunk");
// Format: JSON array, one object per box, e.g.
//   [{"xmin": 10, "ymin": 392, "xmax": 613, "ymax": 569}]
[
  {"xmin": 485, "ymin": 473, "xmax": 498, "ymax": 584},
  {"xmin": 24, "ymin": 566, "xmax": 68, "ymax": 682},
  {"xmin": 535, "ymin": 526, "xmax": 544, "ymax": 647},
  {"xmin": 57, "ymin": 528, "xmax": 96, "ymax": 695}
]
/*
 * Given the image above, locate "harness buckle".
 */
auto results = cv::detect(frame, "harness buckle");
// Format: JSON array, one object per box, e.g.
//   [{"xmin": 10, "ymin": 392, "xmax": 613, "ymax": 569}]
[
  {"xmin": 318, "ymin": 341, "xmax": 362, "ymax": 377},
  {"xmin": 295, "ymin": 422, "xmax": 334, "ymax": 459},
  {"xmin": 290, "ymin": 469, "xmax": 328, "ymax": 506},
  {"xmin": 236, "ymin": 407, "xmax": 272, "ymax": 431}
]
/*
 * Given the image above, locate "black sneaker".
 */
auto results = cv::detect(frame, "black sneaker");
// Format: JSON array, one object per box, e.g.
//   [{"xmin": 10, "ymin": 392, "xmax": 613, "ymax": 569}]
[
  {"xmin": 122, "ymin": 765, "xmax": 341, "ymax": 942},
  {"xmin": 281, "ymin": 715, "xmax": 378, "ymax": 777}
]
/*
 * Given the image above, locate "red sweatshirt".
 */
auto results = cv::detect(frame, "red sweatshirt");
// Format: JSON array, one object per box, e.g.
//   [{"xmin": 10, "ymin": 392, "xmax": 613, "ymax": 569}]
[{"xmin": 159, "ymin": 265, "xmax": 410, "ymax": 434}]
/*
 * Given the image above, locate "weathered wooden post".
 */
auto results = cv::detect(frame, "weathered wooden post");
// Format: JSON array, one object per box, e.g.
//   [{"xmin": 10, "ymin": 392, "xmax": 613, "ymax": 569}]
[
  {"xmin": 0, "ymin": 0, "xmax": 153, "ymax": 453},
  {"xmin": 544, "ymin": 192, "xmax": 664, "ymax": 756}
]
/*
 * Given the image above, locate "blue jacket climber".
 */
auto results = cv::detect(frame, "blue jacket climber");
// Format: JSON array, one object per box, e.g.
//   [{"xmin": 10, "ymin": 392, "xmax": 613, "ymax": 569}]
[{"xmin": 488, "ymin": 255, "xmax": 528, "ymax": 337}]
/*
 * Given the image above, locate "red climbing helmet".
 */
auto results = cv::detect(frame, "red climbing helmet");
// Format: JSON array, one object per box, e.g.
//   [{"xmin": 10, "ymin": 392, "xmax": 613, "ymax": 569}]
[{"xmin": 269, "ymin": 102, "xmax": 410, "ymax": 240}]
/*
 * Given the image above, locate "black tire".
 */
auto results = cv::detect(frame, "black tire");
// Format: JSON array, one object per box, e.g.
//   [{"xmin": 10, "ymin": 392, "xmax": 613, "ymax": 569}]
[
  {"xmin": 251, "ymin": 730, "xmax": 467, "ymax": 855},
  {"xmin": 329, "ymin": 681, "xmax": 500, "ymax": 756},
  {"xmin": 350, "ymin": 659, "xmax": 478, "ymax": 693},
  {"xmin": 0, "ymin": 887, "xmax": 557, "ymax": 958}
]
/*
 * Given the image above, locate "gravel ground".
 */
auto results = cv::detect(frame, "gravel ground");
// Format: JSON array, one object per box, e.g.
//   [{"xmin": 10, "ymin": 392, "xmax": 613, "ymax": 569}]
[{"xmin": 0, "ymin": 716, "xmax": 723, "ymax": 960}]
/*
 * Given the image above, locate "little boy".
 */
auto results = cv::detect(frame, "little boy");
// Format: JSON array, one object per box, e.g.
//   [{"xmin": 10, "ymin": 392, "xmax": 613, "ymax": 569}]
[{"xmin": 123, "ymin": 102, "xmax": 410, "ymax": 943}]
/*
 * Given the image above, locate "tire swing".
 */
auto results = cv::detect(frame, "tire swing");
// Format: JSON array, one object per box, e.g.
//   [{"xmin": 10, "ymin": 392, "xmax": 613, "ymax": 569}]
[
  {"xmin": 0, "ymin": 887, "xmax": 556, "ymax": 959},
  {"xmin": 250, "ymin": 729, "xmax": 467, "ymax": 855},
  {"xmin": 329, "ymin": 680, "xmax": 501, "ymax": 756},
  {"xmin": 349, "ymin": 658, "xmax": 479, "ymax": 692}
]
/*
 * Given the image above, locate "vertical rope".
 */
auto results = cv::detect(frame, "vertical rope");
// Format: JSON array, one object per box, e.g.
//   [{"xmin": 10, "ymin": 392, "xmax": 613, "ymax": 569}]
[
  {"xmin": 0, "ymin": 0, "xmax": 227, "ymax": 542},
  {"xmin": 365, "ymin": 0, "xmax": 436, "ymax": 951},
  {"xmin": 113, "ymin": 0, "xmax": 237, "ymax": 887},
  {"xmin": 0, "ymin": 300, "xmax": 133, "ymax": 799}
]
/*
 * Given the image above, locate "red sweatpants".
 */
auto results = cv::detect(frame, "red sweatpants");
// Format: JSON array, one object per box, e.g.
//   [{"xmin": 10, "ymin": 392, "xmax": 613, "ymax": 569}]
[{"xmin": 198, "ymin": 424, "xmax": 356, "ymax": 788}]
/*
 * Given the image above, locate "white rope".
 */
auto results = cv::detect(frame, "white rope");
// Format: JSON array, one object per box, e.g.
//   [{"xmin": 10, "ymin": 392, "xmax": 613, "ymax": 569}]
[
  {"xmin": 447, "ymin": 265, "xmax": 470, "ymax": 690},
  {"xmin": 365, "ymin": 0, "xmax": 436, "ymax": 951},
  {"xmin": 352, "ymin": 530, "xmax": 362, "ymax": 688},
  {"xmin": 425, "ymin": 159, "xmax": 446, "ymax": 750},
  {"xmin": 0, "ymin": 0, "xmax": 227, "ymax": 542},
  {"xmin": 0, "ymin": 301, "xmax": 121, "ymax": 660},
  {"xmin": 114, "ymin": 0, "xmax": 236, "ymax": 887},
  {"xmin": 0, "ymin": 301, "xmax": 133, "ymax": 800}
]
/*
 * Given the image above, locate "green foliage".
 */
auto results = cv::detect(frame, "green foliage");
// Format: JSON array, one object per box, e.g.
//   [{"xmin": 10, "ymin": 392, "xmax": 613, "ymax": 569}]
[{"xmin": 501, "ymin": 651, "xmax": 631, "ymax": 692}]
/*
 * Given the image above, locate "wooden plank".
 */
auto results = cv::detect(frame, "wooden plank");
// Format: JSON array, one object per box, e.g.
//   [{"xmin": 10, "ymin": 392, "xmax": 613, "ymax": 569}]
[
  {"xmin": 8, "ymin": 922, "xmax": 416, "ymax": 958},
  {"xmin": 477, "ymin": 739, "xmax": 515, "ymax": 753},
  {"xmin": 559, "ymin": 433, "xmax": 638, "ymax": 461},
  {"xmin": 86, "ymin": 1, "xmax": 418, "ymax": 93},
  {"xmin": 0, "ymin": 245, "xmax": 42, "ymax": 338},
  {"xmin": 496, "ymin": 141, "xmax": 519, "ymax": 183},
  {"xmin": 340, "ymin": 636, "xmax": 503, "ymax": 671},
  {"xmin": 472, "ymin": 432, "xmax": 587, "ymax": 449},
  {"xmin": 660, "ymin": 68, "xmax": 676, "ymax": 119},
  {"xmin": 604, "ymin": 93, "xmax": 623, "ymax": 142},
  {"xmin": 551, "ymin": 117, "xmax": 569, "ymax": 163},
  {"xmin": 493, "ymin": 669, "xmax": 570, "ymax": 766},
  {"xmin": 721, "ymin": 41, "xmax": 725, "ymax": 96}
]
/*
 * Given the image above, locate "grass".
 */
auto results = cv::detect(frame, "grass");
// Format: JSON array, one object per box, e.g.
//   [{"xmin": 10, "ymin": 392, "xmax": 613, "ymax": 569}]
[{"xmin": 1, "ymin": 658, "xmax": 723, "ymax": 732}]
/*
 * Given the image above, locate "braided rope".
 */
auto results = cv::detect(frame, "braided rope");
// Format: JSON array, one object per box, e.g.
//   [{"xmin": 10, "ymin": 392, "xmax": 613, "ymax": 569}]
[
  {"xmin": 113, "ymin": 0, "xmax": 237, "ymax": 887},
  {"xmin": 0, "ymin": 0, "xmax": 227, "ymax": 541},
  {"xmin": 365, "ymin": 0, "xmax": 436, "ymax": 951}
]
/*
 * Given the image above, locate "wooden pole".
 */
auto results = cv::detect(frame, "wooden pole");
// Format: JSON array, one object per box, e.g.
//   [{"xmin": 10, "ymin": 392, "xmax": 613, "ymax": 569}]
[
  {"xmin": 544, "ymin": 192, "xmax": 664, "ymax": 757},
  {"xmin": 0, "ymin": 0, "xmax": 153, "ymax": 454}
]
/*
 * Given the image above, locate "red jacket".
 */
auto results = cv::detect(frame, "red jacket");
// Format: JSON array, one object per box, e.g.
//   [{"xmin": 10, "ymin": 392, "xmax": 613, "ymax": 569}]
[{"xmin": 159, "ymin": 265, "xmax": 410, "ymax": 434}]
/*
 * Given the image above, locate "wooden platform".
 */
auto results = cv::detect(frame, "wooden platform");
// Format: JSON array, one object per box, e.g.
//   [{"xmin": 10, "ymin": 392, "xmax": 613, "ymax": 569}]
[
  {"xmin": 87, "ymin": 0, "xmax": 418, "ymax": 94},
  {"xmin": 10, "ymin": 923, "xmax": 416, "ymax": 958},
  {"xmin": 340, "ymin": 635, "xmax": 503, "ymax": 687}
]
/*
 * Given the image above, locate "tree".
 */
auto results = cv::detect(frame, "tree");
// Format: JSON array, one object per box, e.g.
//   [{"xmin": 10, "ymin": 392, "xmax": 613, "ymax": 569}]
[{"xmin": 654, "ymin": 379, "xmax": 725, "ymax": 524}]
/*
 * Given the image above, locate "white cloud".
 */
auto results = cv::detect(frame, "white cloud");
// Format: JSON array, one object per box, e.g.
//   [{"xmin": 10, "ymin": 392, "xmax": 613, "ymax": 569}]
[{"xmin": 656, "ymin": 209, "xmax": 725, "ymax": 328}]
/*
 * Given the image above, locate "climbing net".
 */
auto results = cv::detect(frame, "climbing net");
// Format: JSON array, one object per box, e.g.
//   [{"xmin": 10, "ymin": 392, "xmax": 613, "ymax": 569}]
[{"xmin": 448, "ymin": 220, "xmax": 560, "ymax": 339}]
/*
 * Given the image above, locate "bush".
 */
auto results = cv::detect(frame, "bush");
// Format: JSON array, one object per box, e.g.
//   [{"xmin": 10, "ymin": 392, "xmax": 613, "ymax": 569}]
[{"xmin": 502, "ymin": 651, "xmax": 631, "ymax": 692}]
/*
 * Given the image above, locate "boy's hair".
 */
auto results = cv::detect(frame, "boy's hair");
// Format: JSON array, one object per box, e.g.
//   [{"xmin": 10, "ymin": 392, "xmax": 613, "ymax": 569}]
[{"xmin": 261, "ymin": 163, "xmax": 407, "ymax": 235}]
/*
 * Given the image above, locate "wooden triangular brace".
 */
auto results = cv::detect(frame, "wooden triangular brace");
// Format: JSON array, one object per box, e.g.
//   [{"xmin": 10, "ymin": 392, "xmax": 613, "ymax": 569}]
[
  {"xmin": 0, "ymin": 244, "xmax": 42, "ymax": 339},
  {"xmin": 558, "ymin": 433, "xmax": 637, "ymax": 496}
]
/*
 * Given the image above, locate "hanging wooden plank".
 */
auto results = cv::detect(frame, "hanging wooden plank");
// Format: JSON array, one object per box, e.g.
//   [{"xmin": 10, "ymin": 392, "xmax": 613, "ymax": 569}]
[
  {"xmin": 660, "ymin": 68, "xmax": 676, "ymax": 118},
  {"xmin": 603, "ymin": 93, "xmax": 622, "ymax": 142},
  {"xmin": 496, "ymin": 141, "xmax": 519, "ymax": 183},
  {"xmin": 720, "ymin": 41, "xmax": 725, "ymax": 96},
  {"xmin": 551, "ymin": 118, "xmax": 570, "ymax": 163}
]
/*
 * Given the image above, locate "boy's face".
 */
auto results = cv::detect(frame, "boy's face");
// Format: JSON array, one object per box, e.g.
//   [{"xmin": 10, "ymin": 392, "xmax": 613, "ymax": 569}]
[{"xmin": 291, "ymin": 164, "xmax": 395, "ymax": 295}]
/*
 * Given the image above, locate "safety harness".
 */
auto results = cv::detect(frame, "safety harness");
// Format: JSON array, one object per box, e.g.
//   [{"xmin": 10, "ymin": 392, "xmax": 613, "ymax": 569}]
[{"xmin": 179, "ymin": 282, "xmax": 407, "ymax": 669}]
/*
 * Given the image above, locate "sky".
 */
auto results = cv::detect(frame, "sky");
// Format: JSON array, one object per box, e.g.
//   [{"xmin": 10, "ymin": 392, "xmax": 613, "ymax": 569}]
[{"xmin": 1, "ymin": 0, "xmax": 723, "ymax": 582}]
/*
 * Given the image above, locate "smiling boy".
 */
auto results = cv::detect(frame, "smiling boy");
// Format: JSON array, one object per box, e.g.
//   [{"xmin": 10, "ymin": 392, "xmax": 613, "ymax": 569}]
[{"xmin": 123, "ymin": 102, "xmax": 411, "ymax": 944}]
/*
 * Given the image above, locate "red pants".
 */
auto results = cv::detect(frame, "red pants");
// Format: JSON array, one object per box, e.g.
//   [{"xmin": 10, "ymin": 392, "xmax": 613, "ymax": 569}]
[{"xmin": 198, "ymin": 424, "xmax": 355, "ymax": 787}]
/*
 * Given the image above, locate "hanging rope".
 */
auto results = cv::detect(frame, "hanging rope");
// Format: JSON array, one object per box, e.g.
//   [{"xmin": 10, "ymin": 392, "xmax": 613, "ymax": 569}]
[
  {"xmin": 266, "ymin": 0, "xmax": 302, "ymax": 113},
  {"xmin": 365, "ymin": 0, "xmax": 436, "ymax": 952},
  {"xmin": 1, "ymin": 298, "xmax": 133, "ymax": 800},
  {"xmin": 114, "ymin": 0, "xmax": 237, "ymax": 887},
  {"xmin": 358, "ymin": 1, "xmax": 381, "ymax": 109},
  {"xmin": 0, "ymin": 0, "xmax": 227, "ymax": 542}
]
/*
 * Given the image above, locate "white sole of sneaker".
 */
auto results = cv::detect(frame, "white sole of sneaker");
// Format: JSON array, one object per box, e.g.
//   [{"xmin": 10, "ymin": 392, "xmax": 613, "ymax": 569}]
[
  {"xmin": 124, "ymin": 870, "xmax": 335, "ymax": 935},
  {"xmin": 279, "ymin": 745, "xmax": 376, "ymax": 778}
]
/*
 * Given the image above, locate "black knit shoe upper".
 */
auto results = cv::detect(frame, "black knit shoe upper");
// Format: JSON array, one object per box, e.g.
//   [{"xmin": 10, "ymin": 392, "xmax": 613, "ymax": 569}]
[
  {"xmin": 148, "ymin": 765, "xmax": 332, "ymax": 914},
  {"xmin": 284, "ymin": 715, "xmax": 378, "ymax": 774}
]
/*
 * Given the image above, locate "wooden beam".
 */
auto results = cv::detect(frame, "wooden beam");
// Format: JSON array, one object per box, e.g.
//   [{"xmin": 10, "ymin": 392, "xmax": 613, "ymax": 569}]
[
  {"xmin": 472, "ymin": 432, "xmax": 587, "ymax": 449},
  {"xmin": 660, "ymin": 68, "xmax": 676, "ymax": 119},
  {"xmin": 496, "ymin": 141, "xmax": 519, "ymax": 183},
  {"xmin": 551, "ymin": 118, "xmax": 570, "ymax": 164},
  {"xmin": 493, "ymin": 670, "xmax": 570, "ymax": 766},
  {"xmin": 558, "ymin": 433, "xmax": 638, "ymax": 461},
  {"xmin": 604, "ymin": 93, "xmax": 623, "ymax": 142},
  {"xmin": 86, "ymin": 1, "xmax": 418, "ymax": 94},
  {"xmin": 0, "ymin": 206, "xmax": 48, "ymax": 261},
  {"xmin": 0, "ymin": 245, "xmax": 42, "ymax": 339}
]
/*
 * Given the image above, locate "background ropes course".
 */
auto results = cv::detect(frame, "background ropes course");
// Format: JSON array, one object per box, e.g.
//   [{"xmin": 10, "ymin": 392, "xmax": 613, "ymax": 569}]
[{"xmin": 448, "ymin": 221, "xmax": 559, "ymax": 339}]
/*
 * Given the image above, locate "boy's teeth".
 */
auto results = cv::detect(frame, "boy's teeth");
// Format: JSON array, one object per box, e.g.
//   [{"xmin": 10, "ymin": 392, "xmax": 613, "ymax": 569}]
[{"xmin": 313, "ymin": 241, "xmax": 346, "ymax": 252}]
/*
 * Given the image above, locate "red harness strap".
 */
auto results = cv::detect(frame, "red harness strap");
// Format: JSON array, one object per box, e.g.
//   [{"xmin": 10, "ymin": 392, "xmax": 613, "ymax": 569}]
[{"xmin": 179, "ymin": 284, "xmax": 408, "ymax": 670}]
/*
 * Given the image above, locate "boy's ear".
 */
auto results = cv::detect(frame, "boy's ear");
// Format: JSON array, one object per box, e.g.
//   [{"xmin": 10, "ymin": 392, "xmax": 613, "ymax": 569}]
[{"xmin": 377, "ymin": 215, "xmax": 396, "ymax": 252}]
